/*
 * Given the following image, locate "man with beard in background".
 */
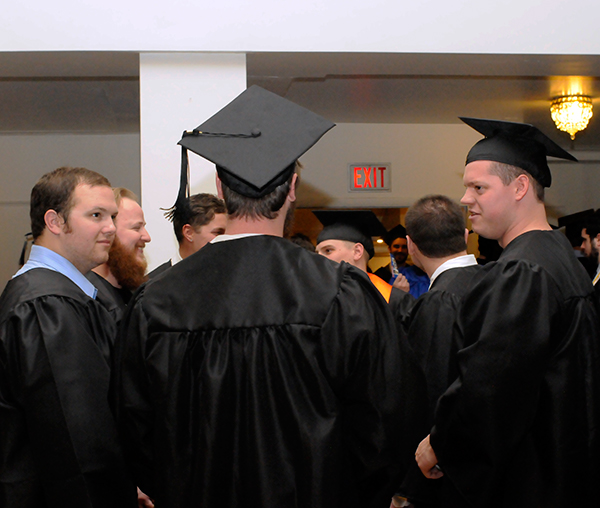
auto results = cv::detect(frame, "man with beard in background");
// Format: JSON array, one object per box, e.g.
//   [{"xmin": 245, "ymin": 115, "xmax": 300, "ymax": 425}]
[
  {"xmin": 86, "ymin": 187, "xmax": 154, "ymax": 508},
  {"xmin": 87, "ymin": 187, "xmax": 151, "ymax": 321},
  {"xmin": 375, "ymin": 224, "xmax": 430, "ymax": 298}
]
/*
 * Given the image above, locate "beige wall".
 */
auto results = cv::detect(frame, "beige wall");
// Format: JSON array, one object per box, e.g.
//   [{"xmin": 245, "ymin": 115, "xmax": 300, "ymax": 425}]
[{"xmin": 0, "ymin": 133, "xmax": 140, "ymax": 291}]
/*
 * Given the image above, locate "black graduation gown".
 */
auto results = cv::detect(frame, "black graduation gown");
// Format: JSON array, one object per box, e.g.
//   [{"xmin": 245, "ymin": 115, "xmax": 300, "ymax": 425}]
[
  {"xmin": 389, "ymin": 287, "xmax": 415, "ymax": 339},
  {"xmin": 398, "ymin": 264, "xmax": 482, "ymax": 507},
  {"xmin": 430, "ymin": 231, "xmax": 600, "ymax": 508},
  {"xmin": 113, "ymin": 235, "xmax": 427, "ymax": 508},
  {"xmin": 407, "ymin": 265, "xmax": 482, "ymax": 425},
  {"xmin": 86, "ymin": 270, "xmax": 132, "ymax": 325},
  {"xmin": 147, "ymin": 260, "xmax": 172, "ymax": 279},
  {"xmin": 0, "ymin": 268, "xmax": 136, "ymax": 508}
]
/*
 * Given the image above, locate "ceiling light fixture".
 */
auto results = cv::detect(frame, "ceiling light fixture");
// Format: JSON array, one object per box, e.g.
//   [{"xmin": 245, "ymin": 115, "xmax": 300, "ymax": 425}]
[{"xmin": 550, "ymin": 94, "xmax": 593, "ymax": 140}]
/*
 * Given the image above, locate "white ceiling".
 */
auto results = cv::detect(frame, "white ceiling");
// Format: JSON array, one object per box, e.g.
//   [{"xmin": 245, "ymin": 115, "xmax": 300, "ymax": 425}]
[{"xmin": 2, "ymin": 51, "xmax": 600, "ymax": 150}]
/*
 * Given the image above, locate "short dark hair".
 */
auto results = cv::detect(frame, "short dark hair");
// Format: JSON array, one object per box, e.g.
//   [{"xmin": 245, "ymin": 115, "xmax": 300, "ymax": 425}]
[
  {"xmin": 488, "ymin": 161, "xmax": 545, "ymax": 202},
  {"xmin": 165, "ymin": 193, "xmax": 226, "ymax": 243},
  {"xmin": 221, "ymin": 161, "xmax": 299, "ymax": 221},
  {"xmin": 405, "ymin": 194, "xmax": 466, "ymax": 258},
  {"xmin": 30, "ymin": 166, "xmax": 111, "ymax": 240},
  {"xmin": 584, "ymin": 216, "xmax": 600, "ymax": 240}
]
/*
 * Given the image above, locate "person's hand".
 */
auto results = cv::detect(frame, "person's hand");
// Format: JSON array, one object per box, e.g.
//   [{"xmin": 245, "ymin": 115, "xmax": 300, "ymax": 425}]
[
  {"xmin": 415, "ymin": 435, "xmax": 444, "ymax": 479},
  {"xmin": 392, "ymin": 274, "xmax": 410, "ymax": 293},
  {"xmin": 137, "ymin": 487, "xmax": 154, "ymax": 508},
  {"xmin": 390, "ymin": 494, "xmax": 413, "ymax": 507}
]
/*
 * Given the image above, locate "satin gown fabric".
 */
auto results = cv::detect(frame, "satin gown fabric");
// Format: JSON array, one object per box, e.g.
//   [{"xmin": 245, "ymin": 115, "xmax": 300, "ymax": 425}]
[
  {"xmin": 0, "ymin": 268, "xmax": 136, "ymax": 508},
  {"xmin": 114, "ymin": 235, "xmax": 427, "ymax": 508},
  {"xmin": 430, "ymin": 231, "xmax": 600, "ymax": 508}
]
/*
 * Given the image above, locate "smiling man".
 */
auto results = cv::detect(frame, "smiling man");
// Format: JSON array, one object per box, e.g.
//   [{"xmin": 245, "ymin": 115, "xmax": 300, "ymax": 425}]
[
  {"xmin": 89, "ymin": 188, "xmax": 151, "ymax": 316},
  {"xmin": 413, "ymin": 119, "xmax": 600, "ymax": 508},
  {"xmin": 0, "ymin": 167, "xmax": 136, "ymax": 507}
]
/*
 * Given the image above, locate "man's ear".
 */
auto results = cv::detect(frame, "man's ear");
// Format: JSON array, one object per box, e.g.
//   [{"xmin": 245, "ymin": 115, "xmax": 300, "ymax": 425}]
[
  {"xmin": 352, "ymin": 242, "xmax": 365, "ymax": 262},
  {"xmin": 407, "ymin": 235, "xmax": 417, "ymax": 257},
  {"xmin": 464, "ymin": 228, "xmax": 470, "ymax": 246},
  {"xmin": 44, "ymin": 210, "xmax": 64, "ymax": 235},
  {"xmin": 182, "ymin": 224, "xmax": 195, "ymax": 243},
  {"xmin": 287, "ymin": 173, "xmax": 298, "ymax": 203},
  {"xmin": 514, "ymin": 174, "xmax": 530, "ymax": 201},
  {"xmin": 216, "ymin": 175, "xmax": 224, "ymax": 199}
]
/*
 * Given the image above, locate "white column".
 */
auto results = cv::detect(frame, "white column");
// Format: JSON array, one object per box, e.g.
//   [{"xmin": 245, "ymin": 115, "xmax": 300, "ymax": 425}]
[{"xmin": 139, "ymin": 53, "xmax": 246, "ymax": 270}]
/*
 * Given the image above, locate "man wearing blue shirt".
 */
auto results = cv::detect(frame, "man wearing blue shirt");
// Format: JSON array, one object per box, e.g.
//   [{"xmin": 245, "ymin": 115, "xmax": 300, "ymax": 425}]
[{"xmin": 0, "ymin": 167, "xmax": 137, "ymax": 507}]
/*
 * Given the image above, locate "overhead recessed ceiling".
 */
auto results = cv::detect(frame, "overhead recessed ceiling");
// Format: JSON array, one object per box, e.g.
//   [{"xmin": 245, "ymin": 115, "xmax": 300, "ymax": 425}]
[{"xmin": 1, "ymin": 51, "xmax": 600, "ymax": 150}]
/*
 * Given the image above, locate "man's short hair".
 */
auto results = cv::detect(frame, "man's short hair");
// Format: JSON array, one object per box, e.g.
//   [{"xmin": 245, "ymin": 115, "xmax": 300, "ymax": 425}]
[
  {"xmin": 113, "ymin": 187, "xmax": 139, "ymax": 207},
  {"xmin": 584, "ymin": 215, "xmax": 600, "ymax": 240},
  {"xmin": 164, "ymin": 193, "xmax": 226, "ymax": 243},
  {"xmin": 488, "ymin": 161, "xmax": 545, "ymax": 202},
  {"xmin": 405, "ymin": 194, "xmax": 467, "ymax": 258},
  {"xmin": 30, "ymin": 166, "xmax": 111, "ymax": 240},
  {"xmin": 221, "ymin": 161, "xmax": 300, "ymax": 221}
]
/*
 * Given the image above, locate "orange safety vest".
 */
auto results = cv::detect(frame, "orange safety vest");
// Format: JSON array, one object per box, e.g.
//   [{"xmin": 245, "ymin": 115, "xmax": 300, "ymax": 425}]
[{"xmin": 368, "ymin": 273, "xmax": 392, "ymax": 303}]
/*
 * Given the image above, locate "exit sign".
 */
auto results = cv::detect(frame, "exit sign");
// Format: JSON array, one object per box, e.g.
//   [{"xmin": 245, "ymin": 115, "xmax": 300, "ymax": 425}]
[{"xmin": 348, "ymin": 164, "xmax": 391, "ymax": 192}]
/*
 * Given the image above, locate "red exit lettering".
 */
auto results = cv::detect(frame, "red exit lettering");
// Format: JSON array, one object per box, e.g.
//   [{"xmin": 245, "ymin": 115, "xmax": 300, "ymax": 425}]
[{"xmin": 352, "ymin": 166, "xmax": 388, "ymax": 190}]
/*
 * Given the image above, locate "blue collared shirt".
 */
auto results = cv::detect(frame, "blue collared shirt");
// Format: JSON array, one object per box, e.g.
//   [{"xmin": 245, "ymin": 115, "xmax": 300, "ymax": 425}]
[{"xmin": 14, "ymin": 244, "xmax": 98, "ymax": 299}]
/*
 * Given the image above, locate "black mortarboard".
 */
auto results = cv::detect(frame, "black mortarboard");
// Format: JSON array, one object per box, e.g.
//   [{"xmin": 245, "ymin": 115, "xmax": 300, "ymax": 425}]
[
  {"xmin": 557, "ymin": 209, "xmax": 596, "ymax": 247},
  {"xmin": 383, "ymin": 224, "xmax": 407, "ymax": 246},
  {"xmin": 173, "ymin": 86, "xmax": 335, "ymax": 225},
  {"xmin": 557, "ymin": 209, "xmax": 595, "ymax": 229},
  {"xmin": 461, "ymin": 117, "xmax": 578, "ymax": 188},
  {"xmin": 314, "ymin": 210, "xmax": 387, "ymax": 259}
]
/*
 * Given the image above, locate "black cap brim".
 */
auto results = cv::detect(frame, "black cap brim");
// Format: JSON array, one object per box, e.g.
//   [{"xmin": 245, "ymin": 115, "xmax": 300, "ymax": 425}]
[{"xmin": 314, "ymin": 210, "xmax": 387, "ymax": 259}]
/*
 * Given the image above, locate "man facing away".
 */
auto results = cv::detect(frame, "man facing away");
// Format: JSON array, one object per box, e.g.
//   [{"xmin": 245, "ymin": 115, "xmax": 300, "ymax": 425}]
[
  {"xmin": 415, "ymin": 118, "xmax": 600, "ymax": 508},
  {"xmin": 114, "ymin": 86, "xmax": 426, "ymax": 508},
  {"xmin": 149, "ymin": 193, "xmax": 226, "ymax": 278},
  {"xmin": 87, "ymin": 187, "xmax": 151, "ymax": 319},
  {"xmin": 0, "ymin": 167, "xmax": 136, "ymax": 507},
  {"xmin": 404, "ymin": 194, "xmax": 480, "ymax": 426},
  {"xmin": 394, "ymin": 195, "xmax": 480, "ymax": 508}
]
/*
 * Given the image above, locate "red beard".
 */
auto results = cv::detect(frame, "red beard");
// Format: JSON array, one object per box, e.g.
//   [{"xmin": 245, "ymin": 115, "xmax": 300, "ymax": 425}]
[{"xmin": 106, "ymin": 237, "xmax": 148, "ymax": 290}]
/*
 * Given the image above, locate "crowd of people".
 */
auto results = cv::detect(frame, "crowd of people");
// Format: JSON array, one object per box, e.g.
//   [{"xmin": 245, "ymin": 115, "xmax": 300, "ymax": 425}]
[{"xmin": 1, "ymin": 85, "xmax": 599, "ymax": 508}]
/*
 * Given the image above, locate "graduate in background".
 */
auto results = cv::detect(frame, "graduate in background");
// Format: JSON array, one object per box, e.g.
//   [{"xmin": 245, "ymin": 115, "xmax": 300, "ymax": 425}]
[
  {"xmin": 375, "ymin": 224, "xmax": 430, "ymax": 298},
  {"xmin": 314, "ymin": 209, "xmax": 415, "ymax": 330},
  {"xmin": 114, "ymin": 86, "xmax": 427, "ymax": 508},
  {"xmin": 148, "ymin": 193, "xmax": 226, "ymax": 278},
  {"xmin": 415, "ymin": 118, "xmax": 600, "ymax": 508},
  {"xmin": 0, "ymin": 167, "xmax": 136, "ymax": 507}
]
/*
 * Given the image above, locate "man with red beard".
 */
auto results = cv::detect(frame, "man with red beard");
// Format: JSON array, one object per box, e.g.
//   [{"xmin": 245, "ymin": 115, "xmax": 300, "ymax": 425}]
[{"xmin": 87, "ymin": 187, "xmax": 151, "ymax": 321}]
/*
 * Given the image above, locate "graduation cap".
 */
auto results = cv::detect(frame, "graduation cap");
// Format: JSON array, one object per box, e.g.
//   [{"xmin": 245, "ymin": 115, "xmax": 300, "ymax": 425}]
[
  {"xmin": 557, "ymin": 209, "xmax": 596, "ymax": 247},
  {"xmin": 383, "ymin": 224, "xmax": 407, "ymax": 246},
  {"xmin": 314, "ymin": 210, "xmax": 387, "ymax": 259},
  {"xmin": 172, "ymin": 86, "xmax": 335, "ymax": 226},
  {"xmin": 557, "ymin": 209, "xmax": 595, "ymax": 229},
  {"xmin": 461, "ymin": 117, "xmax": 578, "ymax": 188}
]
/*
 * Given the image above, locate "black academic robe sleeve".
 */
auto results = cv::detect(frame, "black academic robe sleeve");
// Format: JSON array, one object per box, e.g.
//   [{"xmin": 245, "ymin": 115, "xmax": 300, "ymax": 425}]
[{"xmin": 0, "ymin": 272, "xmax": 136, "ymax": 508}]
